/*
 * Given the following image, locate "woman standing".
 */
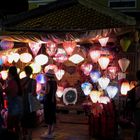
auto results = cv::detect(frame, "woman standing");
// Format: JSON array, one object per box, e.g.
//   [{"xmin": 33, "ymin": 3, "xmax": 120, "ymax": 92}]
[{"xmin": 3, "ymin": 66, "xmax": 23, "ymax": 139}]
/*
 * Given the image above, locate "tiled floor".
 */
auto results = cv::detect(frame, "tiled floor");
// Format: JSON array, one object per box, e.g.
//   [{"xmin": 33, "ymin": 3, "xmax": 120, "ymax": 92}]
[{"xmin": 32, "ymin": 113, "xmax": 134, "ymax": 140}]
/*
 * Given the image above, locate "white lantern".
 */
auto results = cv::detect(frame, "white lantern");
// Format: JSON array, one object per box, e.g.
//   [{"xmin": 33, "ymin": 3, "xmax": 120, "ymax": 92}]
[
  {"xmin": 118, "ymin": 58, "xmax": 130, "ymax": 72},
  {"xmin": 55, "ymin": 69, "xmax": 65, "ymax": 80},
  {"xmin": 35, "ymin": 54, "xmax": 48, "ymax": 65},
  {"xmin": 20, "ymin": 53, "xmax": 32, "ymax": 63},
  {"xmin": 98, "ymin": 37, "xmax": 109, "ymax": 47},
  {"xmin": 106, "ymin": 85, "xmax": 118, "ymax": 99},
  {"xmin": 98, "ymin": 77, "xmax": 110, "ymax": 90},
  {"xmin": 98, "ymin": 56, "xmax": 110, "ymax": 70},
  {"xmin": 81, "ymin": 82, "xmax": 93, "ymax": 96},
  {"xmin": 56, "ymin": 86, "xmax": 64, "ymax": 98},
  {"xmin": 68, "ymin": 54, "xmax": 84, "ymax": 64},
  {"xmin": 89, "ymin": 90, "xmax": 102, "ymax": 103}
]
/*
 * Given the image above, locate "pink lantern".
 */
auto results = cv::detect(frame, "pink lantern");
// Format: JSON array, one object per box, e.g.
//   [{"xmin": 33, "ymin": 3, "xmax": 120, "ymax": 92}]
[
  {"xmin": 0, "ymin": 40, "xmax": 14, "ymax": 50},
  {"xmin": 118, "ymin": 58, "xmax": 130, "ymax": 72},
  {"xmin": 98, "ymin": 56, "xmax": 110, "ymax": 70},
  {"xmin": 120, "ymin": 81, "xmax": 130, "ymax": 95},
  {"xmin": 46, "ymin": 41, "xmax": 57, "ymax": 56},
  {"xmin": 89, "ymin": 50, "xmax": 101, "ymax": 63},
  {"xmin": 108, "ymin": 66, "xmax": 118, "ymax": 79},
  {"xmin": 81, "ymin": 63, "xmax": 93, "ymax": 76},
  {"xmin": 53, "ymin": 54, "xmax": 68, "ymax": 63},
  {"xmin": 28, "ymin": 42, "xmax": 42, "ymax": 56},
  {"xmin": 63, "ymin": 41, "xmax": 76, "ymax": 56},
  {"xmin": 56, "ymin": 86, "xmax": 64, "ymax": 98},
  {"xmin": 55, "ymin": 69, "xmax": 65, "ymax": 80},
  {"xmin": 98, "ymin": 37, "xmax": 109, "ymax": 47}
]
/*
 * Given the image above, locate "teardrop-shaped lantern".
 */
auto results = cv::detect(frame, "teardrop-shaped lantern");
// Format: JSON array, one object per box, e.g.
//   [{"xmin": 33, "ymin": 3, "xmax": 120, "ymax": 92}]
[
  {"xmin": 13, "ymin": 53, "xmax": 20, "ymax": 63},
  {"xmin": 118, "ymin": 58, "xmax": 130, "ymax": 72},
  {"xmin": 63, "ymin": 41, "xmax": 76, "ymax": 56},
  {"xmin": 28, "ymin": 42, "xmax": 42, "ymax": 56},
  {"xmin": 1, "ymin": 70, "xmax": 8, "ymax": 80},
  {"xmin": 98, "ymin": 56, "xmax": 110, "ymax": 70},
  {"xmin": 35, "ymin": 54, "xmax": 48, "ymax": 65},
  {"xmin": 81, "ymin": 63, "xmax": 93, "ymax": 76},
  {"xmin": 44, "ymin": 64, "xmax": 58, "ymax": 73},
  {"xmin": 120, "ymin": 38, "xmax": 131, "ymax": 52},
  {"xmin": 56, "ymin": 86, "xmax": 64, "ymax": 98},
  {"xmin": 90, "ymin": 70, "xmax": 101, "ymax": 83},
  {"xmin": 55, "ymin": 69, "xmax": 65, "ymax": 80},
  {"xmin": 46, "ymin": 41, "xmax": 57, "ymax": 56},
  {"xmin": 36, "ymin": 74, "xmax": 46, "ymax": 84},
  {"xmin": 20, "ymin": 53, "xmax": 32, "ymax": 63},
  {"xmin": 118, "ymin": 72, "xmax": 126, "ymax": 80},
  {"xmin": 89, "ymin": 50, "xmax": 101, "ymax": 63},
  {"xmin": 108, "ymin": 66, "xmax": 118, "ymax": 79},
  {"xmin": 0, "ymin": 40, "xmax": 14, "ymax": 50},
  {"xmin": 120, "ymin": 81, "xmax": 130, "ymax": 95},
  {"xmin": 106, "ymin": 85, "xmax": 118, "ymax": 99},
  {"xmin": 98, "ymin": 77, "xmax": 110, "ymax": 90},
  {"xmin": 98, "ymin": 37, "xmax": 109, "ymax": 47},
  {"xmin": 81, "ymin": 82, "xmax": 92, "ymax": 96},
  {"xmin": 69, "ymin": 54, "xmax": 84, "ymax": 64},
  {"xmin": 53, "ymin": 54, "xmax": 68, "ymax": 63}
]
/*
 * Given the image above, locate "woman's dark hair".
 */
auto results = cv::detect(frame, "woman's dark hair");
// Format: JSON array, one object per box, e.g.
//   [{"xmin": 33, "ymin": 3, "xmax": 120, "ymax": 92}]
[
  {"xmin": 8, "ymin": 66, "xmax": 22, "ymax": 96},
  {"xmin": 24, "ymin": 66, "xmax": 33, "ymax": 76}
]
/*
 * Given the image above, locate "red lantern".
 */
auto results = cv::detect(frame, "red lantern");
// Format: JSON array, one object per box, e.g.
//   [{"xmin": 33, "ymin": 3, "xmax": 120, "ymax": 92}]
[{"xmin": 63, "ymin": 41, "xmax": 76, "ymax": 56}]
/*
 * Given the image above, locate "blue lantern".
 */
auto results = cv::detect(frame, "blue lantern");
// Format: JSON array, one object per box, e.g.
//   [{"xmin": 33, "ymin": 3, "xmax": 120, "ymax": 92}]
[
  {"xmin": 81, "ymin": 82, "xmax": 92, "ymax": 96},
  {"xmin": 90, "ymin": 70, "xmax": 101, "ymax": 83},
  {"xmin": 36, "ymin": 74, "xmax": 46, "ymax": 84}
]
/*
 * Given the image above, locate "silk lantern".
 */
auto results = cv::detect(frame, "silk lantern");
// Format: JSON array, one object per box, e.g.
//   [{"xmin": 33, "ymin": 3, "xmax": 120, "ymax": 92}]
[
  {"xmin": 1, "ymin": 70, "xmax": 8, "ymax": 80},
  {"xmin": 118, "ymin": 58, "xmax": 130, "ymax": 72},
  {"xmin": 56, "ymin": 86, "xmax": 64, "ymax": 98},
  {"xmin": 89, "ymin": 50, "xmax": 101, "ymax": 63},
  {"xmin": 98, "ymin": 37, "xmax": 109, "ymax": 47},
  {"xmin": 106, "ymin": 85, "xmax": 118, "ymax": 99},
  {"xmin": 20, "ymin": 53, "xmax": 32, "ymax": 63},
  {"xmin": 30, "ymin": 62, "xmax": 41, "ymax": 74},
  {"xmin": 120, "ymin": 81, "xmax": 130, "ymax": 95},
  {"xmin": 44, "ymin": 64, "xmax": 58, "ymax": 73},
  {"xmin": 120, "ymin": 38, "xmax": 131, "ymax": 52},
  {"xmin": 99, "ymin": 96, "xmax": 110, "ymax": 104},
  {"xmin": 46, "ymin": 41, "xmax": 57, "ymax": 56},
  {"xmin": 98, "ymin": 56, "xmax": 110, "ymax": 70},
  {"xmin": 90, "ymin": 70, "xmax": 101, "ymax": 83},
  {"xmin": 36, "ymin": 74, "xmax": 46, "ymax": 84},
  {"xmin": 98, "ymin": 77, "xmax": 110, "ymax": 90},
  {"xmin": 108, "ymin": 66, "xmax": 118, "ymax": 79},
  {"xmin": 55, "ymin": 69, "xmax": 65, "ymax": 80},
  {"xmin": 81, "ymin": 63, "xmax": 93, "ymax": 76},
  {"xmin": 81, "ymin": 82, "xmax": 93, "ymax": 96},
  {"xmin": 35, "ymin": 54, "xmax": 48, "ymax": 65},
  {"xmin": 89, "ymin": 90, "xmax": 102, "ymax": 103},
  {"xmin": 28, "ymin": 42, "xmax": 42, "ymax": 56},
  {"xmin": 0, "ymin": 40, "xmax": 14, "ymax": 50},
  {"xmin": 63, "ymin": 41, "xmax": 76, "ymax": 56},
  {"xmin": 68, "ymin": 54, "xmax": 84, "ymax": 64}
]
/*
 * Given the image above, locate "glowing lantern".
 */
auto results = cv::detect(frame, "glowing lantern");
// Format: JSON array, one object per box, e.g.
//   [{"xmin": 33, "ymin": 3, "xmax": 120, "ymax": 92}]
[
  {"xmin": 35, "ymin": 54, "xmax": 48, "ymax": 65},
  {"xmin": 36, "ymin": 83, "xmax": 42, "ymax": 93},
  {"xmin": 13, "ymin": 53, "xmax": 20, "ymax": 63},
  {"xmin": 99, "ymin": 96, "xmax": 110, "ymax": 104},
  {"xmin": 53, "ymin": 54, "xmax": 68, "ymax": 63},
  {"xmin": 108, "ymin": 66, "xmax": 118, "ymax": 79},
  {"xmin": 106, "ymin": 85, "xmax": 118, "ymax": 99},
  {"xmin": 98, "ymin": 56, "xmax": 110, "ymax": 70},
  {"xmin": 81, "ymin": 82, "xmax": 92, "ymax": 96},
  {"xmin": 120, "ymin": 38, "xmax": 131, "ymax": 52},
  {"xmin": 89, "ymin": 90, "xmax": 102, "ymax": 103},
  {"xmin": 30, "ymin": 63, "xmax": 41, "ymax": 74},
  {"xmin": 98, "ymin": 37, "xmax": 109, "ymax": 47},
  {"xmin": 1, "ymin": 70, "xmax": 8, "ymax": 80},
  {"xmin": 56, "ymin": 86, "xmax": 64, "ymax": 98},
  {"xmin": 98, "ymin": 77, "xmax": 110, "ymax": 90},
  {"xmin": 89, "ymin": 50, "xmax": 101, "ymax": 63},
  {"xmin": 55, "ymin": 69, "xmax": 65, "ymax": 80},
  {"xmin": 120, "ymin": 81, "xmax": 130, "ymax": 95},
  {"xmin": 0, "ymin": 40, "xmax": 14, "ymax": 50},
  {"xmin": 46, "ymin": 41, "xmax": 57, "ymax": 56},
  {"xmin": 0, "ymin": 58, "xmax": 3, "ymax": 65},
  {"xmin": 90, "ymin": 70, "xmax": 101, "ymax": 83},
  {"xmin": 118, "ymin": 58, "xmax": 130, "ymax": 72},
  {"xmin": 1, "ymin": 56, "xmax": 8, "ymax": 64},
  {"xmin": 28, "ymin": 42, "xmax": 42, "ymax": 56},
  {"xmin": 81, "ymin": 63, "xmax": 93, "ymax": 76},
  {"xmin": 7, "ymin": 54, "xmax": 14, "ymax": 63},
  {"xmin": 20, "ymin": 53, "xmax": 32, "ymax": 63},
  {"xmin": 63, "ymin": 41, "xmax": 76, "ymax": 56},
  {"xmin": 19, "ymin": 71, "xmax": 26, "ymax": 79},
  {"xmin": 36, "ymin": 74, "xmax": 46, "ymax": 84},
  {"xmin": 68, "ymin": 54, "xmax": 84, "ymax": 64},
  {"xmin": 118, "ymin": 72, "xmax": 126, "ymax": 80},
  {"xmin": 44, "ymin": 64, "xmax": 58, "ymax": 73}
]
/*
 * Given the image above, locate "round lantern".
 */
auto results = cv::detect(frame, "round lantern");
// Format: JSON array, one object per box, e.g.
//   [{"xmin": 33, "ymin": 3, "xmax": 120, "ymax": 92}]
[
  {"xmin": 36, "ymin": 73, "xmax": 46, "ymax": 84},
  {"xmin": 20, "ymin": 53, "xmax": 32, "ymax": 63},
  {"xmin": 0, "ymin": 40, "xmax": 14, "ymax": 50},
  {"xmin": 35, "ymin": 54, "xmax": 48, "ymax": 65},
  {"xmin": 118, "ymin": 58, "xmax": 130, "ymax": 72},
  {"xmin": 68, "ymin": 54, "xmax": 84, "ymax": 64},
  {"xmin": 63, "ymin": 41, "xmax": 76, "ymax": 56},
  {"xmin": 30, "ymin": 62, "xmax": 42, "ymax": 74},
  {"xmin": 81, "ymin": 82, "xmax": 93, "ymax": 96}
]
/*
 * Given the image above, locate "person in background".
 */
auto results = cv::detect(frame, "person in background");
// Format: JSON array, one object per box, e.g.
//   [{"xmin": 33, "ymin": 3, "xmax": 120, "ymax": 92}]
[
  {"xmin": 3, "ymin": 66, "xmax": 23, "ymax": 139},
  {"xmin": 41, "ymin": 69, "xmax": 57, "ymax": 139},
  {"xmin": 21, "ymin": 65, "xmax": 37, "ymax": 140},
  {"xmin": 133, "ymin": 70, "xmax": 140, "ymax": 140}
]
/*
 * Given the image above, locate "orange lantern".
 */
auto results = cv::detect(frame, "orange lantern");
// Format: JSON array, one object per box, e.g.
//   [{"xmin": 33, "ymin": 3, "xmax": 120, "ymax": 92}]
[
  {"xmin": 120, "ymin": 81, "xmax": 130, "ymax": 95},
  {"xmin": 63, "ymin": 41, "xmax": 76, "ymax": 56}
]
